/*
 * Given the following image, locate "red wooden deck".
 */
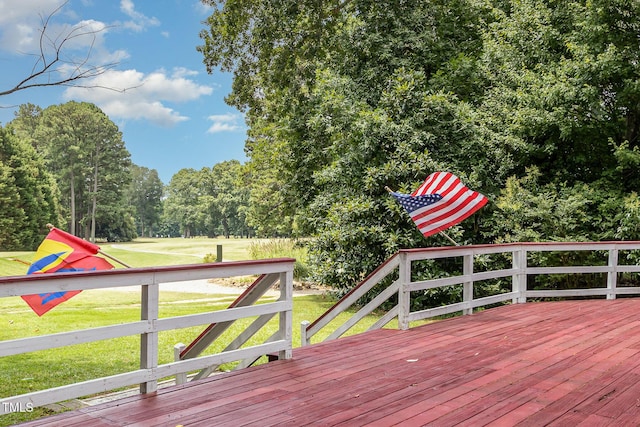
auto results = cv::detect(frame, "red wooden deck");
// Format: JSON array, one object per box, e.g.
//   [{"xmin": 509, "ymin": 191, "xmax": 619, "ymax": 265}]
[{"xmin": 18, "ymin": 299, "xmax": 640, "ymax": 426}]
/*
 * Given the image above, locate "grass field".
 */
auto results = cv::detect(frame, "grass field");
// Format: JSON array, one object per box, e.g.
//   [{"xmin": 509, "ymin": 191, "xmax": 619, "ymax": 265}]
[
  {"xmin": 0, "ymin": 237, "xmax": 390, "ymax": 426},
  {"xmin": 0, "ymin": 237, "xmax": 296, "ymax": 276}
]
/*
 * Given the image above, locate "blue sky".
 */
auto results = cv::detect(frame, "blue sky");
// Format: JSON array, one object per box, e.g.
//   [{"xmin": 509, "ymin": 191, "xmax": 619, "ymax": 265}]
[{"xmin": 0, "ymin": 0, "xmax": 247, "ymax": 184}]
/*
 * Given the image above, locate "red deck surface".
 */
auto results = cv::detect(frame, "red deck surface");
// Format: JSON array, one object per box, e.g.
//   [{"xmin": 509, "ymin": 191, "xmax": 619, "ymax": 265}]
[{"xmin": 17, "ymin": 299, "xmax": 640, "ymax": 426}]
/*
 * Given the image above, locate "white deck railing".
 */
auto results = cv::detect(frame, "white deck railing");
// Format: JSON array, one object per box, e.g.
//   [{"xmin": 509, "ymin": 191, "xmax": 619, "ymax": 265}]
[
  {"xmin": 301, "ymin": 242, "xmax": 640, "ymax": 345},
  {"xmin": 0, "ymin": 259, "xmax": 294, "ymax": 415},
  {"xmin": 5, "ymin": 242, "xmax": 640, "ymax": 414}
]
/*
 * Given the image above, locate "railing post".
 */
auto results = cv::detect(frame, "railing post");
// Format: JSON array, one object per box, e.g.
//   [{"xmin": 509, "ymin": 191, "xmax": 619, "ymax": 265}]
[
  {"xmin": 513, "ymin": 247, "xmax": 527, "ymax": 303},
  {"xmin": 607, "ymin": 248, "xmax": 619, "ymax": 300},
  {"xmin": 300, "ymin": 320, "xmax": 310, "ymax": 347},
  {"xmin": 463, "ymin": 253, "xmax": 473, "ymax": 315},
  {"xmin": 174, "ymin": 343, "xmax": 187, "ymax": 385},
  {"xmin": 278, "ymin": 269, "xmax": 293, "ymax": 359},
  {"xmin": 140, "ymin": 283, "xmax": 159, "ymax": 394},
  {"xmin": 398, "ymin": 252, "xmax": 410, "ymax": 330}
]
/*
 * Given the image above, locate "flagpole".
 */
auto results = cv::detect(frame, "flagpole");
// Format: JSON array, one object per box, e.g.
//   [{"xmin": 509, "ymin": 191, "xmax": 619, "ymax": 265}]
[
  {"xmin": 385, "ymin": 186, "xmax": 459, "ymax": 246},
  {"xmin": 440, "ymin": 232, "xmax": 459, "ymax": 246},
  {"xmin": 46, "ymin": 223, "xmax": 132, "ymax": 268},
  {"xmin": 97, "ymin": 249, "xmax": 133, "ymax": 268}
]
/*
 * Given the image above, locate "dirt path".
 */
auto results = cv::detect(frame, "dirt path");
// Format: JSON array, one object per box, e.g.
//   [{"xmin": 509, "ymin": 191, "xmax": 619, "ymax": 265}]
[
  {"xmin": 106, "ymin": 245, "xmax": 325, "ymax": 297},
  {"xmin": 109, "ymin": 244, "xmax": 206, "ymax": 258},
  {"xmin": 104, "ymin": 278, "xmax": 324, "ymax": 297}
]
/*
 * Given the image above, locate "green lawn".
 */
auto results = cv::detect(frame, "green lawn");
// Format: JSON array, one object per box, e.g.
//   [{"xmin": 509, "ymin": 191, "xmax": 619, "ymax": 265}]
[
  {"xmin": 100, "ymin": 237, "xmax": 276, "ymax": 266},
  {"xmin": 0, "ymin": 237, "xmax": 281, "ymax": 276}
]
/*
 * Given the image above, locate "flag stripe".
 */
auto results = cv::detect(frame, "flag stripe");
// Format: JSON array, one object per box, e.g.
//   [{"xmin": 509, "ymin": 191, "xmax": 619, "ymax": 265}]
[
  {"xmin": 412, "ymin": 183, "xmax": 477, "ymax": 223},
  {"xmin": 393, "ymin": 172, "xmax": 488, "ymax": 238},
  {"xmin": 414, "ymin": 193, "xmax": 488, "ymax": 236},
  {"xmin": 48, "ymin": 228, "xmax": 101, "ymax": 254},
  {"xmin": 411, "ymin": 184, "xmax": 467, "ymax": 221},
  {"xmin": 412, "ymin": 171, "xmax": 457, "ymax": 196}
]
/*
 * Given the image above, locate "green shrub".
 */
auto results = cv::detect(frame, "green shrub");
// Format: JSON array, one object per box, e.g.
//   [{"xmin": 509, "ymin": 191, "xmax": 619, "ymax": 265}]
[{"xmin": 249, "ymin": 239, "xmax": 310, "ymax": 281}]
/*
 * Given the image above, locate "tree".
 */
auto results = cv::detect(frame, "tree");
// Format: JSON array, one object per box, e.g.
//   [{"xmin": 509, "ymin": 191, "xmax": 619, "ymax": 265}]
[
  {"xmin": 478, "ymin": 0, "xmax": 640, "ymax": 185},
  {"xmin": 8, "ymin": 104, "xmax": 43, "ymax": 151},
  {"xmin": 163, "ymin": 163, "xmax": 251, "ymax": 238},
  {"xmin": 199, "ymin": 0, "xmax": 493, "ymax": 291},
  {"xmin": 477, "ymin": 0, "xmax": 640, "ymax": 247},
  {"xmin": 127, "ymin": 165, "xmax": 164, "ymax": 237},
  {"xmin": 164, "ymin": 168, "xmax": 206, "ymax": 238},
  {"xmin": 28, "ymin": 101, "xmax": 132, "ymax": 241},
  {"xmin": 207, "ymin": 160, "xmax": 250, "ymax": 238},
  {"xmin": 198, "ymin": 0, "xmax": 349, "ymax": 236},
  {"xmin": 0, "ymin": 125, "xmax": 60, "ymax": 250},
  {"xmin": 200, "ymin": 0, "xmax": 640, "ymax": 298}
]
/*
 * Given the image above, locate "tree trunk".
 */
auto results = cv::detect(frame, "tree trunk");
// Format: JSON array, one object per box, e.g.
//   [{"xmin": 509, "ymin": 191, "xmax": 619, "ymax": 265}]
[
  {"xmin": 626, "ymin": 109, "xmax": 640, "ymax": 146},
  {"xmin": 90, "ymin": 159, "xmax": 98, "ymax": 242},
  {"xmin": 222, "ymin": 218, "xmax": 230, "ymax": 239},
  {"xmin": 69, "ymin": 170, "xmax": 76, "ymax": 235}
]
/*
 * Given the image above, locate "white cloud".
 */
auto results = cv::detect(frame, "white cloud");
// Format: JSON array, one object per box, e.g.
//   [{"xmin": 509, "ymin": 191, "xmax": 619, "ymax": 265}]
[
  {"xmin": 119, "ymin": 0, "xmax": 159, "ymax": 32},
  {"xmin": 0, "ymin": 1, "xmax": 157, "ymax": 59},
  {"xmin": 0, "ymin": 0, "xmax": 62, "ymax": 26},
  {"xmin": 56, "ymin": 19, "xmax": 109, "ymax": 50},
  {"xmin": 63, "ymin": 67, "xmax": 213, "ymax": 127},
  {"xmin": 0, "ymin": 1, "xmax": 110, "ymax": 55},
  {"xmin": 0, "ymin": 0, "xmax": 125, "ymax": 82},
  {"xmin": 0, "ymin": 1, "xmax": 213, "ymax": 129},
  {"xmin": 172, "ymin": 67, "xmax": 199, "ymax": 79},
  {"xmin": 104, "ymin": 99, "xmax": 189, "ymax": 125},
  {"xmin": 207, "ymin": 113, "xmax": 242, "ymax": 133}
]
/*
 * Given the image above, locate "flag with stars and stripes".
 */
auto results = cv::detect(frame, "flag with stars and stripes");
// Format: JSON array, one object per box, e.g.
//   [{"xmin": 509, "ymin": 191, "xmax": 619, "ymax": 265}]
[{"xmin": 390, "ymin": 172, "xmax": 488, "ymax": 237}]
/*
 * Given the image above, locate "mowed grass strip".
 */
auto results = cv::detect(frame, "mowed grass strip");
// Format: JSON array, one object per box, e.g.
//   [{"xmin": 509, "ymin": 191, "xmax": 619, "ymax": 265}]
[{"xmin": 101, "ymin": 237, "xmax": 277, "ymax": 265}]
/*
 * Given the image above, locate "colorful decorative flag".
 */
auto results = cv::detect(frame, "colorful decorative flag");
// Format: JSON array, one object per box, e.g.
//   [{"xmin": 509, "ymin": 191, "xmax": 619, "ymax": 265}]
[
  {"xmin": 390, "ymin": 172, "xmax": 488, "ymax": 237},
  {"xmin": 23, "ymin": 227, "xmax": 114, "ymax": 316}
]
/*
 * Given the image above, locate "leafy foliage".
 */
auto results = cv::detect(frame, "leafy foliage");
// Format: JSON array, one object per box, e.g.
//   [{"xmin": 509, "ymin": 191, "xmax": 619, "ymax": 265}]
[
  {"xmin": 163, "ymin": 161, "xmax": 250, "ymax": 238},
  {"xmin": 9, "ymin": 102, "xmax": 136, "ymax": 242},
  {"xmin": 249, "ymin": 239, "xmax": 310, "ymax": 280},
  {"xmin": 127, "ymin": 165, "xmax": 164, "ymax": 237},
  {"xmin": 0, "ymin": 127, "xmax": 60, "ymax": 250},
  {"xmin": 196, "ymin": 0, "xmax": 640, "ymax": 301}
]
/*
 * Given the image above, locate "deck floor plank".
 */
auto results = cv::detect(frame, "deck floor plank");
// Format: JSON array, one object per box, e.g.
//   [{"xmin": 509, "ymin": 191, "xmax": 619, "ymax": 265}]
[{"xmin": 14, "ymin": 299, "xmax": 640, "ymax": 426}]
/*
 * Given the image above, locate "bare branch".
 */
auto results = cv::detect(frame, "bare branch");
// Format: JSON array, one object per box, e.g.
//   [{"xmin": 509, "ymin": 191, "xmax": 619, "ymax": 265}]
[{"xmin": 0, "ymin": 0, "xmax": 125, "ymax": 97}]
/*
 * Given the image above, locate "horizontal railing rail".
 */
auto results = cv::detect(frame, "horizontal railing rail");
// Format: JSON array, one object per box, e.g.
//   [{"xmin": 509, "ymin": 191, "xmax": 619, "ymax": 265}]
[
  {"xmin": 301, "ymin": 241, "xmax": 640, "ymax": 346},
  {"xmin": 0, "ymin": 258, "xmax": 294, "ymax": 415}
]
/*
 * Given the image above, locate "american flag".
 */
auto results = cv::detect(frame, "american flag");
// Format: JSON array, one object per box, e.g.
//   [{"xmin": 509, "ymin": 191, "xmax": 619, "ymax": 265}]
[{"xmin": 390, "ymin": 172, "xmax": 488, "ymax": 237}]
